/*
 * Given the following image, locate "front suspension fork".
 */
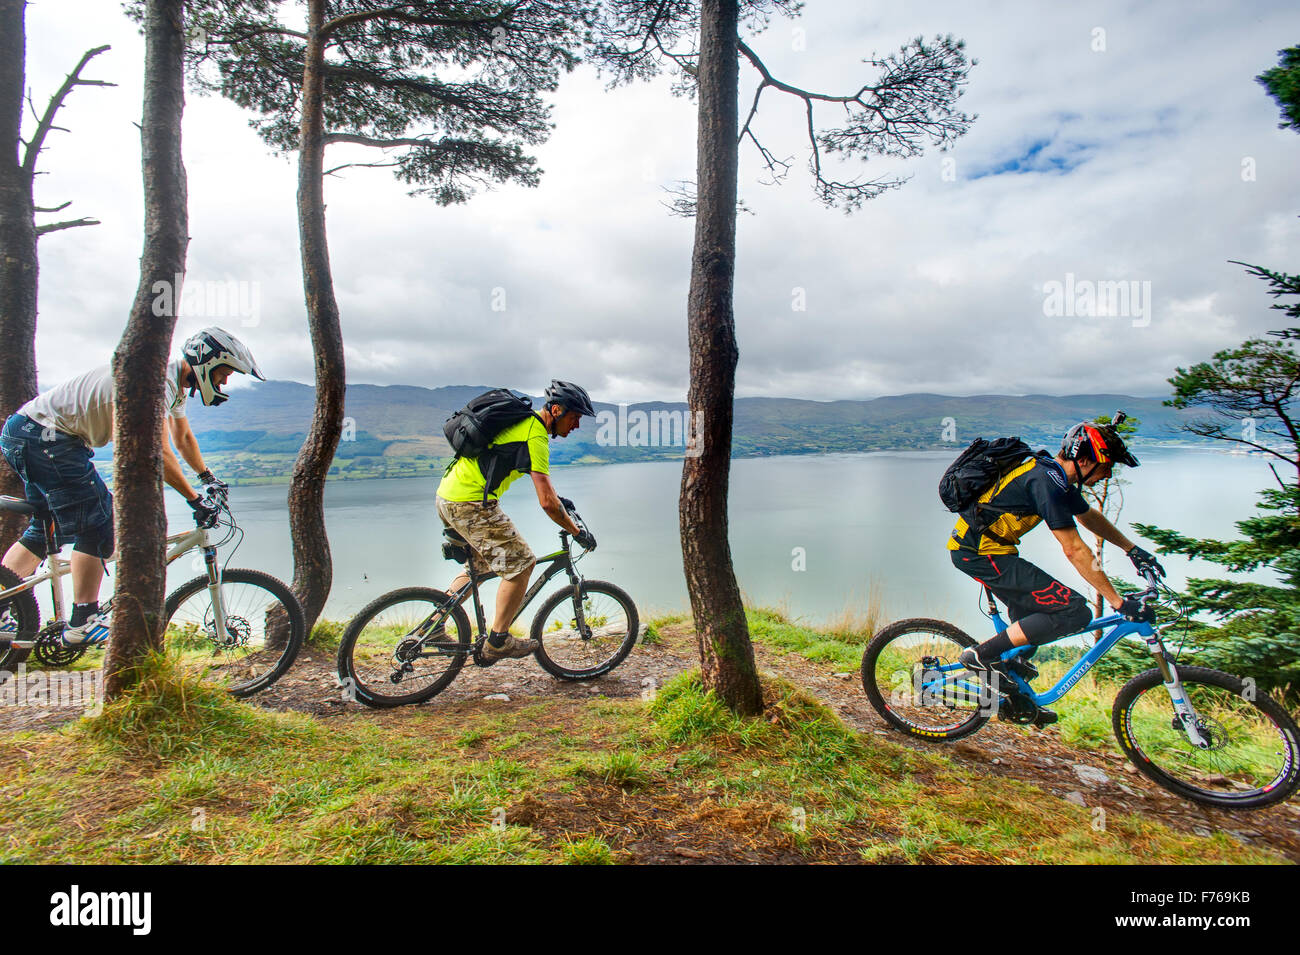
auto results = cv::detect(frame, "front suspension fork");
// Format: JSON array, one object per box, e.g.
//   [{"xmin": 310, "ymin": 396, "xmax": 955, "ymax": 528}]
[
  {"xmin": 202, "ymin": 547, "xmax": 230, "ymax": 642},
  {"xmin": 1147, "ymin": 636, "xmax": 1209, "ymax": 748}
]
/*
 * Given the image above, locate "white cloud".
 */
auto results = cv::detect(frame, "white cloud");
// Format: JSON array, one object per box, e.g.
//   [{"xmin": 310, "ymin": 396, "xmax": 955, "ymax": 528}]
[{"xmin": 20, "ymin": 0, "xmax": 1300, "ymax": 405}]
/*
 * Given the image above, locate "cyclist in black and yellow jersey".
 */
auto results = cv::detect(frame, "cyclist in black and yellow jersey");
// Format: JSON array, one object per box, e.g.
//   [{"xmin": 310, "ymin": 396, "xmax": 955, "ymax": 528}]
[{"xmin": 949, "ymin": 419, "xmax": 1164, "ymax": 721}]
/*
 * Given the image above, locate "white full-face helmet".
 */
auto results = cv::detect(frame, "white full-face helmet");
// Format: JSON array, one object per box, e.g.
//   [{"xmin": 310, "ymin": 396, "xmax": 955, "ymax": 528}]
[{"xmin": 181, "ymin": 327, "xmax": 265, "ymax": 406}]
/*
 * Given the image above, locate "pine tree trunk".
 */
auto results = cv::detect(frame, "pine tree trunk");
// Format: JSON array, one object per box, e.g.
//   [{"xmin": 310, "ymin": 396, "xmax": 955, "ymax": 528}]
[
  {"xmin": 0, "ymin": 0, "xmax": 39, "ymax": 547},
  {"xmin": 679, "ymin": 0, "xmax": 762, "ymax": 716},
  {"xmin": 104, "ymin": 0, "xmax": 188, "ymax": 698},
  {"xmin": 287, "ymin": 0, "xmax": 345, "ymax": 633}
]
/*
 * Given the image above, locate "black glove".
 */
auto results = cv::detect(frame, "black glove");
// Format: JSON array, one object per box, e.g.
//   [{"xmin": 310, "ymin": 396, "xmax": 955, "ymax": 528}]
[
  {"xmin": 1127, "ymin": 544, "xmax": 1165, "ymax": 579},
  {"xmin": 574, "ymin": 528, "xmax": 597, "ymax": 551},
  {"xmin": 188, "ymin": 494, "xmax": 219, "ymax": 528},
  {"xmin": 1118, "ymin": 595, "xmax": 1155, "ymax": 623},
  {"xmin": 198, "ymin": 469, "xmax": 228, "ymax": 493}
]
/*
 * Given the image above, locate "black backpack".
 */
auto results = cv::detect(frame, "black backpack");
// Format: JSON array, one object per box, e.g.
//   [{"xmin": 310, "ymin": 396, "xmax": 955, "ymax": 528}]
[
  {"xmin": 443, "ymin": 389, "xmax": 535, "ymax": 459},
  {"xmin": 939, "ymin": 436, "xmax": 1034, "ymax": 518}
]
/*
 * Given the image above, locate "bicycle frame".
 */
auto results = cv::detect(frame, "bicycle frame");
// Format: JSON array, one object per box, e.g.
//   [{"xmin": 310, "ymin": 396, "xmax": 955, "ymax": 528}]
[
  {"xmin": 923, "ymin": 584, "xmax": 1211, "ymax": 748},
  {"xmin": 445, "ymin": 543, "xmax": 584, "ymax": 643},
  {"xmin": 0, "ymin": 518, "xmax": 226, "ymax": 648}
]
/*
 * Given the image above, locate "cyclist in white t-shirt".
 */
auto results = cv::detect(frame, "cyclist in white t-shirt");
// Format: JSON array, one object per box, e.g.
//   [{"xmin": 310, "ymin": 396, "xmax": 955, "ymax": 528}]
[{"xmin": 0, "ymin": 328, "xmax": 264, "ymax": 642}]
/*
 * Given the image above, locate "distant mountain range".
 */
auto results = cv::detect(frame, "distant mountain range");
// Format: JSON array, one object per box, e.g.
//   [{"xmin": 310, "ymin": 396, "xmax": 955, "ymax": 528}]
[{"xmin": 179, "ymin": 381, "xmax": 1206, "ymax": 468}]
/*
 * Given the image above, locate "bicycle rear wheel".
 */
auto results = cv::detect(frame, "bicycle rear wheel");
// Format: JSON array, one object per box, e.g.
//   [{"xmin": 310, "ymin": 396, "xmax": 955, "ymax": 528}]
[
  {"xmin": 0, "ymin": 565, "xmax": 38, "ymax": 671},
  {"xmin": 164, "ymin": 568, "xmax": 305, "ymax": 697},
  {"xmin": 530, "ymin": 580, "xmax": 638, "ymax": 680},
  {"xmin": 860, "ymin": 618, "xmax": 991, "ymax": 741},
  {"xmin": 1113, "ymin": 666, "xmax": 1300, "ymax": 809},
  {"xmin": 337, "ymin": 588, "xmax": 471, "ymax": 708}
]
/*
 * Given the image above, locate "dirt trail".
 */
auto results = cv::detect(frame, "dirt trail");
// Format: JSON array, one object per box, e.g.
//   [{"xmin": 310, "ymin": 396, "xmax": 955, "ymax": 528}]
[{"xmin": 4, "ymin": 624, "xmax": 1298, "ymax": 861}]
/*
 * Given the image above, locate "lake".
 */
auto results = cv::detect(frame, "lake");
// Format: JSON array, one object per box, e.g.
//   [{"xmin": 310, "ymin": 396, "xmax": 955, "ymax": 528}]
[{"xmin": 140, "ymin": 446, "xmax": 1279, "ymax": 638}]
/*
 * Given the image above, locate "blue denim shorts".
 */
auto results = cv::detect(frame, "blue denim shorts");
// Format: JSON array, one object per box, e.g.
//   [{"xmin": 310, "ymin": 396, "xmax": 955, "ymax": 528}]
[{"xmin": 0, "ymin": 413, "xmax": 114, "ymax": 557}]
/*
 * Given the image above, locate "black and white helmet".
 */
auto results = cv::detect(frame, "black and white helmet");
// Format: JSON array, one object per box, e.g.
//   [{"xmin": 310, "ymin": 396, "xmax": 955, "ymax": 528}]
[{"xmin": 182, "ymin": 327, "xmax": 265, "ymax": 406}]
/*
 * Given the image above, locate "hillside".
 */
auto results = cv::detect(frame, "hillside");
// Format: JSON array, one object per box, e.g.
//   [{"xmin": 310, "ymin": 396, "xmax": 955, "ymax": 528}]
[{"xmin": 160, "ymin": 381, "xmax": 1205, "ymax": 483}]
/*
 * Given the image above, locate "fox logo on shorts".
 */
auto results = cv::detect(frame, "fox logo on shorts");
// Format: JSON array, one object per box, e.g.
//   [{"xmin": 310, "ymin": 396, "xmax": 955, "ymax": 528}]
[{"xmin": 1032, "ymin": 581, "xmax": 1073, "ymax": 607}]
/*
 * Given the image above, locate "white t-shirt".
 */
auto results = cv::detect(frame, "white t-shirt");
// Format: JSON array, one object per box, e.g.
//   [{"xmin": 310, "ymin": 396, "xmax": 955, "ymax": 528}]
[{"xmin": 19, "ymin": 359, "xmax": 189, "ymax": 448}]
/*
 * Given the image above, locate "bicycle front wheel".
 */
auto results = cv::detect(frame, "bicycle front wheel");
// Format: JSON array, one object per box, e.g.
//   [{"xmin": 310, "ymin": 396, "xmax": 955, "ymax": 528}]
[
  {"xmin": 337, "ymin": 588, "xmax": 471, "ymax": 708},
  {"xmin": 530, "ymin": 580, "xmax": 638, "ymax": 680},
  {"xmin": 164, "ymin": 568, "xmax": 305, "ymax": 697},
  {"xmin": 861, "ymin": 618, "xmax": 991, "ymax": 741},
  {"xmin": 1113, "ymin": 666, "xmax": 1300, "ymax": 809}
]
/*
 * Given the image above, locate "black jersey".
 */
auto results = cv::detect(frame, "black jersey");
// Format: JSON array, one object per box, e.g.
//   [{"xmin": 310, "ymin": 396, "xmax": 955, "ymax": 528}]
[{"xmin": 947, "ymin": 453, "xmax": 1090, "ymax": 555}]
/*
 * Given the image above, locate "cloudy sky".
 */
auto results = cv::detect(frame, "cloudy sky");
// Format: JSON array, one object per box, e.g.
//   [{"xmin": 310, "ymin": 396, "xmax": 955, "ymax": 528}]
[{"xmin": 20, "ymin": 0, "xmax": 1300, "ymax": 403}]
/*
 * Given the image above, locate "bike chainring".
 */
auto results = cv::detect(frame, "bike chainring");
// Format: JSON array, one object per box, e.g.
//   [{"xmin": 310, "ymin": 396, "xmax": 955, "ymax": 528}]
[
  {"xmin": 997, "ymin": 692, "xmax": 1040, "ymax": 725},
  {"xmin": 34, "ymin": 627, "xmax": 87, "ymax": 667},
  {"xmin": 471, "ymin": 640, "xmax": 497, "ymax": 668}
]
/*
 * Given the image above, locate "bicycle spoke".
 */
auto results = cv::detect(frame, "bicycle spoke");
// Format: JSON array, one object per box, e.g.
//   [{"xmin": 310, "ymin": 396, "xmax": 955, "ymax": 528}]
[
  {"xmin": 345, "ymin": 595, "xmax": 468, "ymax": 704},
  {"xmin": 534, "ymin": 586, "xmax": 632, "ymax": 676},
  {"xmin": 1124, "ymin": 678, "xmax": 1295, "ymax": 799},
  {"xmin": 165, "ymin": 577, "xmax": 297, "ymax": 693},
  {"xmin": 863, "ymin": 621, "xmax": 989, "ymax": 738}
]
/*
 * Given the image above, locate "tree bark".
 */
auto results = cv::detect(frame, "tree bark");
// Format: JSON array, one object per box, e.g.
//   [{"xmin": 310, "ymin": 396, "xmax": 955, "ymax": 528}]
[
  {"xmin": 0, "ymin": 0, "xmax": 39, "ymax": 546},
  {"xmin": 104, "ymin": 0, "xmax": 189, "ymax": 698},
  {"xmin": 287, "ymin": 0, "xmax": 346, "ymax": 633},
  {"xmin": 679, "ymin": 0, "xmax": 762, "ymax": 715}
]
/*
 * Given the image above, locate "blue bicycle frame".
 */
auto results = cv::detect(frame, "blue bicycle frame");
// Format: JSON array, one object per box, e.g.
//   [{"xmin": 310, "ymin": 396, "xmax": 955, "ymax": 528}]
[
  {"xmin": 921, "ymin": 576, "xmax": 1209, "ymax": 746},
  {"xmin": 976, "ymin": 607, "xmax": 1154, "ymax": 707}
]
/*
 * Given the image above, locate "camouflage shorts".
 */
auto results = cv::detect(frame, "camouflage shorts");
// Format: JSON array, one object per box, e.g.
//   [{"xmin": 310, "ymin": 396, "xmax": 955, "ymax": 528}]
[{"xmin": 435, "ymin": 495, "xmax": 535, "ymax": 579}]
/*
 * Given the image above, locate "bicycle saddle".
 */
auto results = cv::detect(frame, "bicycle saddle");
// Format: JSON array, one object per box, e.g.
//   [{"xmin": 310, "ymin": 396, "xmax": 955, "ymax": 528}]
[
  {"xmin": 443, "ymin": 527, "xmax": 467, "ymax": 543},
  {"xmin": 0, "ymin": 496, "xmax": 35, "ymax": 515}
]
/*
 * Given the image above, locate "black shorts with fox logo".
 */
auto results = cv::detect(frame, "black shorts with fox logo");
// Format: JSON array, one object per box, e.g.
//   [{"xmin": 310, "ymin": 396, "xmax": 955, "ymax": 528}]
[{"xmin": 950, "ymin": 550, "xmax": 1092, "ymax": 645}]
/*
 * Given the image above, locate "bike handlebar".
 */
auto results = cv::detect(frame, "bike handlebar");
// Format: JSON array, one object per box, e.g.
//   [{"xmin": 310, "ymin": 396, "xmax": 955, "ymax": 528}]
[{"xmin": 558, "ymin": 496, "xmax": 594, "ymax": 549}]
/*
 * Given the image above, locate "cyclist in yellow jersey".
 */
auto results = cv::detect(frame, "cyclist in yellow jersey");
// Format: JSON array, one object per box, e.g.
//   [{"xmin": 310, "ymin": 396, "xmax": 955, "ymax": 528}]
[
  {"xmin": 950, "ymin": 419, "xmax": 1164, "ymax": 722},
  {"xmin": 435, "ymin": 381, "xmax": 595, "ymax": 662}
]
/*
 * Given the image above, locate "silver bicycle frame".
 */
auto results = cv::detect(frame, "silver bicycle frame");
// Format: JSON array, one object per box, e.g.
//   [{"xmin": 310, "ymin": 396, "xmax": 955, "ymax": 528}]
[{"xmin": 0, "ymin": 523, "xmax": 224, "ymax": 648}]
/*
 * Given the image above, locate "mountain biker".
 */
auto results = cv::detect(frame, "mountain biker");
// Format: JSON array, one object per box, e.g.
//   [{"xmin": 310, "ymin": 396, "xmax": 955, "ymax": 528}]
[
  {"xmin": 948, "ymin": 419, "xmax": 1165, "ymax": 721},
  {"xmin": 435, "ymin": 380, "xmax": 596, "ymax": 663},
  {"xmin": 0, "ymin": 327, "xmax": 264, "ymax": 643}
]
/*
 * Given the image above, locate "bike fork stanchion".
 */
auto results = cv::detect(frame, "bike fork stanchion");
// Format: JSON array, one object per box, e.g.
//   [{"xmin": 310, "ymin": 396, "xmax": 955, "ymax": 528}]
[
  {"xmin": 1146, "ymin": 634, "xmax": 1209, "ymax": 748},
  {"xmin": 201, "ymin": 545, "xmax": 231, "ymax": 644}
]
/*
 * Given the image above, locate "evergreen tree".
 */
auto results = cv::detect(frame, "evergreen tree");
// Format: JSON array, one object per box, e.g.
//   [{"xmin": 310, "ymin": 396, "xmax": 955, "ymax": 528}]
[{"xmin": 1133, "ymin": 264, "xmax": 1300, "ymax": 700}]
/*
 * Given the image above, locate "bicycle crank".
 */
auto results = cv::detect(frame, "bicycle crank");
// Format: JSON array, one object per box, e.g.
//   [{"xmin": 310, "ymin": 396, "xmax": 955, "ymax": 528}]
[
  {"xmin": 471, "ymin": 641, "xmax": 497, "ymax": 668},
  {"xmin": 34, "ymin": 627, "xmax": 87, "ymax": 667}
]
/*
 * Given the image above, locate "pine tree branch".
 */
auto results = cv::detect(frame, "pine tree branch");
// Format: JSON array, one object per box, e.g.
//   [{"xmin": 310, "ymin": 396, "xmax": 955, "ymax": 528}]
[
  {"xmin": 22, "ymin": 45, "xmax": 115, "ymax": 180},
  {"xmin": 321, "ymin": 3, "xmax": 514, "ymax": 38},
  {"xmin": 36, "ymin": 217, "xmax": 99, "ymax": 235}
]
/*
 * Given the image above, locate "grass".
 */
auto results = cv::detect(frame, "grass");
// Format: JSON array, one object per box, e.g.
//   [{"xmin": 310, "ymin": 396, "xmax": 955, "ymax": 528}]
[
  {"xmin": 306, "ymin": 619, "xmax": 346, "ymax": 653},
  {"xmin": 0, "ymin": 641, "xmax": 1284, "ymax": 865},
  {"xmin": 642, "ymin": 612, "xmax": 688, "ymax": 647},
  {"xmin": 635, "ymin": 672, "xmax": 1279, "ymax": 864},
  {"xmin": 745, "ymin": 606, "xmax": 862, "ymax": 670}
]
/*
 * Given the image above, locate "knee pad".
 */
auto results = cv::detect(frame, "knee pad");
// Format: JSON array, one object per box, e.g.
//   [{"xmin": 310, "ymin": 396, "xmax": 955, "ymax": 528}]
[{"xmin": 1021, "ymin": 597, "xmax": 1092, "ymax": 646}]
